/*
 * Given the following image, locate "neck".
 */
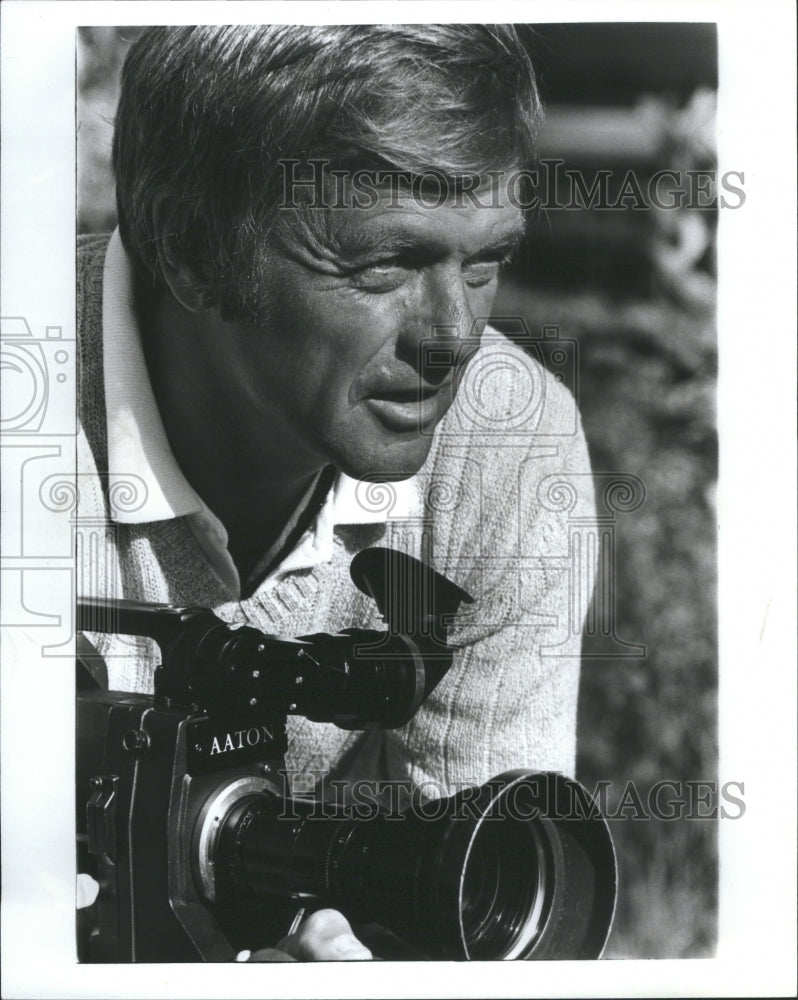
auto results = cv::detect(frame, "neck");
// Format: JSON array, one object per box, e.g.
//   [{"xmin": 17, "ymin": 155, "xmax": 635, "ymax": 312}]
[{"xmin": 139, "ymin": 288, "xmax": 326, "ymax": 569}]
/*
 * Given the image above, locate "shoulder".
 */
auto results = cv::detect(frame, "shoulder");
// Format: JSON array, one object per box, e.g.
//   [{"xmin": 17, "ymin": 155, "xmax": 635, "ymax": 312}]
[
  {"xmin": 77, "ymin": 233, "xmax": 111, "ymax": 328},
  {"xmin": 78, "ymin": 232, "xmax": 111, "ymax": 276},
  {"xmin": 413, "ymin": 329, "xmax": 595, "ymax": 645},
  {"xmin": 436, "ymin": 324, "xmax": 581, "ymax": 448},
  {"xmin": 78, "ymin": 231, "xmax": 112, "ymax": 254},
  {"xmin": 77, "ymin": 232, "xmax": 111, "ymax": 329},
  {"xmin": 420, "ymin": 325, "xmax": 592, "ymax": 563},
  {"xmin": 77, "ymin": 233, "xmax": 112, "ymax": 474}
]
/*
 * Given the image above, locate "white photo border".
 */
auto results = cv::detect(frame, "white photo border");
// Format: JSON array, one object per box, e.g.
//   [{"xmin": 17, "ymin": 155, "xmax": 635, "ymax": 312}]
[{"xmin": 1, "ymin": 1, "xmax": 795, "ymax": 997}]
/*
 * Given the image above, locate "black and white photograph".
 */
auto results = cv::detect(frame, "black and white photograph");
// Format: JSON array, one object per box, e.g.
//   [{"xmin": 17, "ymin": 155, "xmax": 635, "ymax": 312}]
[{"xmin": 1, "ymin": 2, "xmax": 795, "ymax": 998}]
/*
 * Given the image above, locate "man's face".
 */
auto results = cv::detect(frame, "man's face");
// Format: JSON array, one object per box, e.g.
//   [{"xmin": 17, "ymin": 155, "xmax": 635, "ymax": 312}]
[{"xmin": 209, "ymin": 189, "xmax": 524, "ymax": 481}]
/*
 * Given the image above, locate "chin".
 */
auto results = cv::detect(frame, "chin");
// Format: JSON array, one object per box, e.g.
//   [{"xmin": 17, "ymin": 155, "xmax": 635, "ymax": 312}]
[{"xmin": 335, "ymin": 431, "xmax": 434, "ymax": 482}]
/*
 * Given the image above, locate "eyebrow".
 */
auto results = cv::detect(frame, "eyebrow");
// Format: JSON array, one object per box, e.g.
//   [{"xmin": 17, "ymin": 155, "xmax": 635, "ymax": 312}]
[
  {"xmin": 330, "ymin": 217, "xmax": 527, "ymax": 265},
  {"xmin": 470, "ymin": 225, "xmax": 526, "ymax": 257}
]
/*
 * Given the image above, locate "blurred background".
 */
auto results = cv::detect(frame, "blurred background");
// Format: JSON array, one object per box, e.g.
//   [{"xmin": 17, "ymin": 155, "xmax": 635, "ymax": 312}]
[{"xmin": 77, "ymin": 23, "xmax": 718, "ymax": 959}]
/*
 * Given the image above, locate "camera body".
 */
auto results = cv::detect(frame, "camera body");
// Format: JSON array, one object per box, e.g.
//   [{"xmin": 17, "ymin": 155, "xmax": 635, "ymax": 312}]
[
  {"xmin": 78, "ymin": 685, "xmax": 289, "ymax": 960},
  {"xmin": 77, "ymin": 548, "xmax": 617, "ymax": 962}
]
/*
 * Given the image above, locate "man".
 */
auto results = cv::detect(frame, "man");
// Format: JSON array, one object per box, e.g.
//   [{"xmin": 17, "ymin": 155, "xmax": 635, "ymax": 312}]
[{"xmin": 78, "ymin": 24, "xmax": 595, "ymax": 959}]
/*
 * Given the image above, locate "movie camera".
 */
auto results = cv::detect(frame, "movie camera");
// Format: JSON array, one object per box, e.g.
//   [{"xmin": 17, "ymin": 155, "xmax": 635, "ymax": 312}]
[{"xmin": 77, "ymin": 547, "xmax": 616, "ymax": 961}]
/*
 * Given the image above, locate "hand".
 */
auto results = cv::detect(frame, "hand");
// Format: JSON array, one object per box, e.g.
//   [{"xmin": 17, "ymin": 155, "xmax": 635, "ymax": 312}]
[
  {"xmin": 77, "ymin": 873, "xmax": 100, "ymax": 909},
  {"xmin": 245, "ymin": 909, "xmax": 372, "ymax": 962}
]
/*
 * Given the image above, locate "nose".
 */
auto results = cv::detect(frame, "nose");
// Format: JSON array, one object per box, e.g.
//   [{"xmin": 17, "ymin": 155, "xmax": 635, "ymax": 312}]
[{"xmin": 397, "ymin": 266, "xmax": 477, "ymax": 385}]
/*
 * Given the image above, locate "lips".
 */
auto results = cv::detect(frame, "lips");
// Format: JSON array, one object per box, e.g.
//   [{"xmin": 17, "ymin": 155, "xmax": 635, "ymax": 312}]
[
  {"xmin": 370, "ymin": 384, "xmax": 439, "ymax": 402},
  {"xmin": 364, "ymin": 383, "xmax": 448, "ymax": 432}
]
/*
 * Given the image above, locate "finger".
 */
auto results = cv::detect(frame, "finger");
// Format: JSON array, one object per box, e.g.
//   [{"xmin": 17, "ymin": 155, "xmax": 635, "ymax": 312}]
[
  {"xmin": 77, "ymin": 873, "xmax": 100, "ymax": 909},
  {"xmin": 276, "ymin": 908, "xmax": 372, "ymax": 961},
  {"xmin": 243, "ymin": 947, "xmax": 297, "ymax": 962}
]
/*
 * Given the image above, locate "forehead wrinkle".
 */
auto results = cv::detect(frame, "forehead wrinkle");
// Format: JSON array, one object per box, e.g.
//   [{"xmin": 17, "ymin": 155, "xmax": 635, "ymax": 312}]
[
  {"xmin": 329, "ymin": 224, "xmax": 424, "ymax": 262},
  {"xmin": 330, "ymin": 205, "xmax": 526, "ymax": 261}
]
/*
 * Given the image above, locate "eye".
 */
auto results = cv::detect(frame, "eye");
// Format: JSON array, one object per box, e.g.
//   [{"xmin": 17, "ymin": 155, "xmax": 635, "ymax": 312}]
[
  {"xmin": 462, "ymin": 252, "xmax": 514, "ymax": 288},
  {"xmin": 349, "ymin": 256, "xmax": 413, "ymax": 292}
]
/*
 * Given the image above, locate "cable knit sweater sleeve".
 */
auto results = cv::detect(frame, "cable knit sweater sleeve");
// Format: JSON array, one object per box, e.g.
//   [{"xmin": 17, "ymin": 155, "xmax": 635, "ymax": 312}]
[{"xmin": 379, "ymin": 337, "xmax": 596, "ymax": 789}]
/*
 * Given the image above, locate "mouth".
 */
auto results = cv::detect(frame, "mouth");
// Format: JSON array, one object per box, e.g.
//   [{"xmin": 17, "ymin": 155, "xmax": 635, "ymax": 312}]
[{"xmin": 364, "ymin": 383, "xmax": 449, "ymax": 432}]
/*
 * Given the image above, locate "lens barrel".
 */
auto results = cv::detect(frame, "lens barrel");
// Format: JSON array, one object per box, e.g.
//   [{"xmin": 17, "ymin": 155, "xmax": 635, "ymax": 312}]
[{"xmin": 203, "ymin": 770, "xmax": 616, "ymax": 960}]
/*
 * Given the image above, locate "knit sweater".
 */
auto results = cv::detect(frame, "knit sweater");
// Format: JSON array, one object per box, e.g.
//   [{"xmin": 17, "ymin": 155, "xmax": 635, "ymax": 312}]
[{"xmin": 77, "ymin": 233, "xmax": 596, "ymax": 792}]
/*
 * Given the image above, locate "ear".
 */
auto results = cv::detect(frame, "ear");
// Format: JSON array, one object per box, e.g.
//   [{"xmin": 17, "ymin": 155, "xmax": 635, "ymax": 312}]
[{"xmin": 151, "ymin": 194, "xmax": 210, "ymax": 314}]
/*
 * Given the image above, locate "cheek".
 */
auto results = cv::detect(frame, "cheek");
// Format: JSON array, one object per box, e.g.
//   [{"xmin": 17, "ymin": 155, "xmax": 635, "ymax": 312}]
[
  {"xmin": 302, "ymin": 297, "xmax": 400, "ymax": 377},
  {"xmin": 254, "ymin": 265, "xmax": 408, "ymax": 402}
]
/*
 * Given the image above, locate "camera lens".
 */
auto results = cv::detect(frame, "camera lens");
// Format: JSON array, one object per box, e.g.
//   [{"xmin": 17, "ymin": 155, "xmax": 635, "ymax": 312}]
[
  {"xmin": 204, "ymin": 770, "xmax": 615, "ymax": 961},
  {"xmin": 460, "ymin": 816, "xmax": 550, "ymax": 960}
]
